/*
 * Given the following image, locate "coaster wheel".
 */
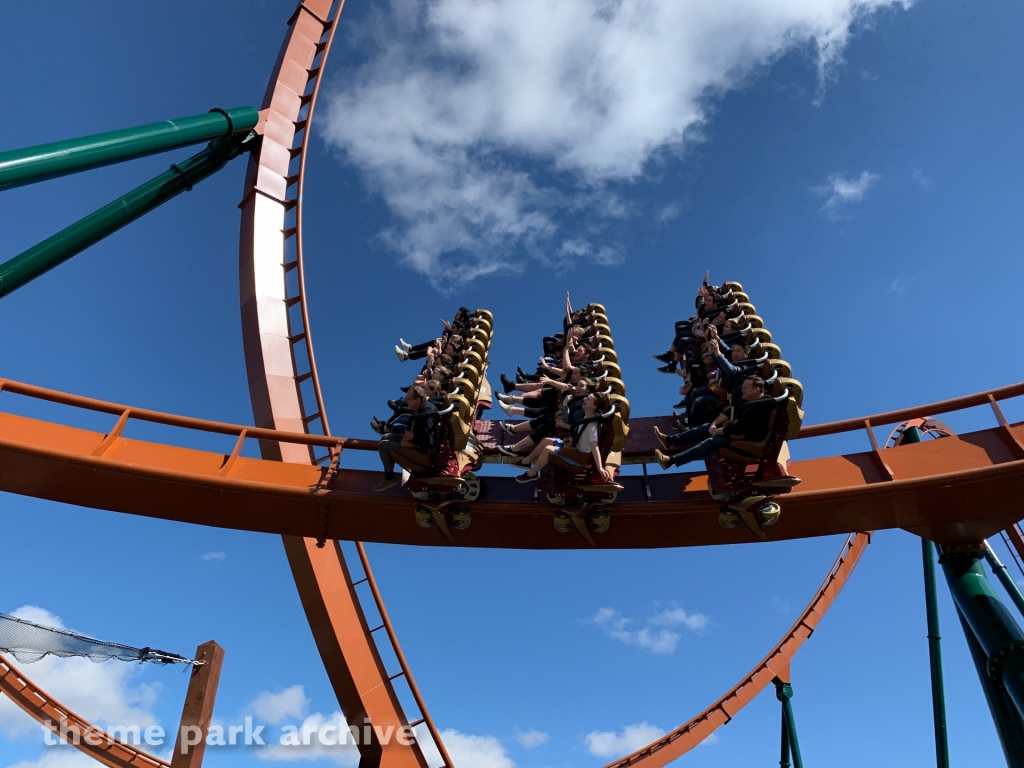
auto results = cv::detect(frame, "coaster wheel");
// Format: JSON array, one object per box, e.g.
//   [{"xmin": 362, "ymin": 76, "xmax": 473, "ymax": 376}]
[
  {"xmin": 719, "ymin": 507, "xmax": 742, "ymax": 528},
  {"xmin": 457, "ymin": 471, "xmax": 481, "ymax": 502},
  {"xmin": 758, "ymin": 501, "xmax": 781, "ymax": 526},
  {"xmin": 415, "ymin": 505, "xmax": 435, "ymax": 528}
]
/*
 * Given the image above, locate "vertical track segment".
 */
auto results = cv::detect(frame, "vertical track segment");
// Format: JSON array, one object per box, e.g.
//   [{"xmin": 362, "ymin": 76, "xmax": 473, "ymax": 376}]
[{"xmin": 239, "ymin": 3, "xmax": 446, "ymax": 768}]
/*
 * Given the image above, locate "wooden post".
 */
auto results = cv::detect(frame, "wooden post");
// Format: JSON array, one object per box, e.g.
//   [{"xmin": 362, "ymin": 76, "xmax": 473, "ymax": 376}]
[{"xmin": 170, "ymin": 641, "xmax": 224, "ymax": 768}]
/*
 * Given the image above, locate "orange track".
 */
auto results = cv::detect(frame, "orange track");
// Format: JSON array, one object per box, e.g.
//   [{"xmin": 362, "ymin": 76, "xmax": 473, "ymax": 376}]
[
  {"xmin": 0, "ymin": 654, "xmax": 168, "ymax": 768},
  {"xmin": 0, "ymin": 376, "xmax": 1020, "ymax": 549},
  {"xmin": 602, "ymin": 532, "xmax": 869, "ymax": 767}
]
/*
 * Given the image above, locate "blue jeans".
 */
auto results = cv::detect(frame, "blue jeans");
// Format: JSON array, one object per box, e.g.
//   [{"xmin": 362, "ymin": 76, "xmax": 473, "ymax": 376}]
[
  {"xmin": 667, "ymin": 423, "xmax": 710, "ymax": 448},
  {"xmin": 669, "ymin": 435, "xmax": 730, "ymax": 467}
]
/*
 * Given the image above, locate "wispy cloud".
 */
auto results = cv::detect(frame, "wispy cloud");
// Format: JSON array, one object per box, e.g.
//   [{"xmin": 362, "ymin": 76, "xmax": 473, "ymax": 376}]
[
  {"xmin": 254, "ymin": 711, "xmax": 359, "ymax": 765},
  {"xmin": 814, "ymin": 170, "xmax": 880, "ymax": 219},
  {"xmin": 246, "ymin": 685, "xmax": 310, "ymax": 726},
  {"xmin": 912, "ymin": 167, "xmax": 930, "ymax": 190},
  {"xmin": 201, "ymin": 551, "xmax": 226, "ymax": 562},
  {"xmin": 655, "ymin": 202, "xmax": 682, "ymax": 225},
  {"xmin": 323, "ymin": 0, "xmax": 909, "ymax": 288},
  {"xmin": 585, "ymin": 723, "xmax": 666, "ymax": 758},
  {"xmin": 512, "ymin": 728, "xmax": 548, "ymax": 749},
  {"xmin": 589, "ymin": 605, "xmax": 709, "ymax": 655}
]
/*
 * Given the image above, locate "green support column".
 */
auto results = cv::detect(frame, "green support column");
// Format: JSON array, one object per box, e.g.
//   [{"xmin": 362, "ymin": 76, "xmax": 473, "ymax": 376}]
[
  {"xmin": 922, "ymin": 538, "xmax": 951, "ymax": 768},
  {"xmin": 985, "ymin": 541, "xmax": 1024, "ymax": 619},
  {"xmin": 774, "ymin": 679, "xmax": 803, "ymax": 768},
  {"xmin": 0, "ymin": 107, "xmax": 259, "ymax": 191},
  {"xmin": 779, "ymin": 698, "xmax": 792, "ymax": 768},
  {"xmin": 940, "ymin": 549, "xmax": 1024, "ymax": 717},
  {"xmin": 0, "ymin": 131, "xmax": 258, "ymax": 298},
  {"xmin": 954, "ymin": 604, "xmax": 1024, "ymax": 767}
]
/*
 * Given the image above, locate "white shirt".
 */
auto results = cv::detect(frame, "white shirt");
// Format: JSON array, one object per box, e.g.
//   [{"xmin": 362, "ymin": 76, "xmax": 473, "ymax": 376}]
[{"xmin": 576, "ymin": 422, "xmax": 599, "ymax": 454}]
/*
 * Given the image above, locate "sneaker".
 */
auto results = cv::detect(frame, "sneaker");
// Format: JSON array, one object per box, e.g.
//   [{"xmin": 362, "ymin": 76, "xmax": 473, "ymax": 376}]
[
  {"xmin": 500, "ymin": 421, "xmax": 517, "ymax": 435},
  {"xmin": 373, "ymin": 476, "xmax": 398, "ymax": 491},
  {"xmin": 387, "ymin": 399, "xmax": 402, "ymax": 411},
  {"xmin": 652, "ymin": 352, "xmax": 673, "ymax": 363},
  {"xmin": 653, "ymin": 427, "xmax": 671, "ymax": 450},
  {"xmin": 517, "ymin": 366, "xmax": 529, "ymax": 378},
  {"xmin": 394, "ymin": 346, "xmax": 408, "ymax": 362},
  {"xmin": 498, "ymin": 445, "xmax": 519, "ymax": 458},
  {"xmin": 515, "ymin": 472, "xmax": 538, "ymax": 483},
  {"xmin": 500, "ymin": 373, "xmax": 515, "ymax": 393},
  {"xmin": 654, "ymin": 450, "xmax": 673, "ymax": 470},
  {"xmin": 399, "ymin": 338, "xmax": 412, "ymax": 352},
  {"xmin": 657, "ymin": 364, "xmax": 676, "ymax": 374},
  {"xmin": 515, "ymin": 372, "xmax": 527, "ymax": 384},
  {"xmin": 400, "ymin": 386, "xmax": 410, "ymax": 393},
  {"xmin": 498, "ymin": 399, "xmax": 514, "ymax": 416},
  {"xmin": 496, "ymin": 392, "xmax": 514, "ymax": 404},
  {"xmin": 673, "ymin": 399, "xmax": 687, "ymax": 408}
]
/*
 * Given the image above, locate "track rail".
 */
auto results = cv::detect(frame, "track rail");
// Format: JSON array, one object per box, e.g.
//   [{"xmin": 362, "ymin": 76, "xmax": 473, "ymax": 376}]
[
  {"xmin": 602, "ymin": 532, "xmax": 870, "ymax": 768},
  {"xmin": 0, "ymin": 374, "xmax": 1020, "ymax": 547},
  {"xmin": 238, "ymin": 2, "xmax": 443, "ymax": 767},
  {"xmin": 0, "ymin": 654, "xmax": 167, "ymax": 768}
]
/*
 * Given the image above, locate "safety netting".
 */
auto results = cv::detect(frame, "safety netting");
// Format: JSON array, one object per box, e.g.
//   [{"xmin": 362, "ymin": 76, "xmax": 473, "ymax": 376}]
[{"xmin": 0, "ymin": 612, "xmax": 196, "ymax": 665}]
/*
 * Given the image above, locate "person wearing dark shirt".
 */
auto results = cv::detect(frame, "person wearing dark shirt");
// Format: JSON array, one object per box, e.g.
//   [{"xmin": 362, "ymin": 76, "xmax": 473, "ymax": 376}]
[
  {"xmin": 374, "ymin": 386, "xmax": 439, "ymax": 491},
  {"xmin": 654, "ymin": 376, "xmax": 773, "ymax": 469}
]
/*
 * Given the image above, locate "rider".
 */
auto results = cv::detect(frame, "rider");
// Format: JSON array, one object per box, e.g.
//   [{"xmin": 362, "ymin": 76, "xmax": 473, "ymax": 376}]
[
  {"xmin": 374, "ymin": 385, "xmax": 439, "ymax": 491},
  {"xmin": 654, "ymin": 376, "xmax": 772, "ymax": 470}
]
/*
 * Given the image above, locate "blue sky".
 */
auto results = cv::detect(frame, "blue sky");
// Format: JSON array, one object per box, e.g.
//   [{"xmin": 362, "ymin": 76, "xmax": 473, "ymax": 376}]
[{"xmin": 1, "ymin": 1, "xmax": 1023, "ymax": 767}]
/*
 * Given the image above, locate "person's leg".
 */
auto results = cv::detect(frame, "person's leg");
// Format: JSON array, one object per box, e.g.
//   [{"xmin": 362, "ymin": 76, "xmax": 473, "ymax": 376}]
[
  {"xmin": 374, "ymin": 437, "xmax": 404, "ymax": 489},
  {"xmin": 521, "ymin": 437, "xmax": 555, "ymax": 464},
  {"xmin": 526, "ymin": 444, "xmax": 558, "ymax": 477},
  {"xmin": 668, "ymin": 435, "xmax": 729, "ymax": 467},
  {"xmin": 667, "ymin": 423, "xmax": 711, "ymax": 448}
]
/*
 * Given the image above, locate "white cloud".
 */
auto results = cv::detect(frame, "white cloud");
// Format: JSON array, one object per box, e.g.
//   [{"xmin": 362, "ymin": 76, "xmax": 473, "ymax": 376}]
[
  {"xmin": 323, "ymin": 0, "xmax": 910, "ymax": 287},
  {"xmin": 700, "ymin": 732, "xmax": 719, "ymax": 746},
  {"xmin": 255, "ymin": 711, "xmax": 360, "ymax": 765},
  {"xmin": 439, "ymin": 729, "xmax": 516, "ymax": 768},
  {"xmin": 589, "ymin": 605, "xmax": 709, "ymax": 655},
  {"xmin": 585, "ymin": 722, "xmax": 666, "ymax": 758},
  {"xmin": 201, "ymin": 551, "xmax": 226, "ymax": 562},
  {"xmin": 0, "ymin": 608, "xmax": 159, "ymax": 739},
  {"xmin": 246, "ymin": 686, "xmax": 310, "ymax": 725},
  {"xmin": 512, "ymin": 728, "xmax": 548, "ymax": 749},
  {"xmin": 912, "ymin": 167, "xmax": 930, "ymax": 189},
  {"xmin": 7, "ymin": 749, "xmax": 100, "ymax": 768},
  {"xmin": 655, "ymin": 202, "xmax": 682, "ymax": 224},
  {"xmin": 814, "ymin": 170, "xmax": 880, "ymax": 219}
]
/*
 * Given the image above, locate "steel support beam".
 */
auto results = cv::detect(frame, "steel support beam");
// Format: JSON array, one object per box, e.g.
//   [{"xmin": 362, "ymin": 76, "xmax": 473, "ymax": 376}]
[
  {"xmin": 922, "ymin": 538, "xmax": 951, "ymax": 768},
  {"xmin": 940, "ymin": 548, "xmax": 1024, "ymax": 717},
  {"xmin": 0, "ymin": 130, "xmax": 257, "ymax": 298},
  {"xmin": 986, "ymin": 541, "xmax": 1024, "ymax": 619},
  {"xmin": 0, "ymin": 107, "xmax": 259, "ymax": 192},
  {"xmin": 953, "ymin": 605, "xmax": 1024, "ymax": 767},
  {"xmin": 170, "ymin": 641, "xmax": 224, "ymax": 768},
  {"xmin": 774, "ymin": 679, "xmax": 803, "ymax": 768}
]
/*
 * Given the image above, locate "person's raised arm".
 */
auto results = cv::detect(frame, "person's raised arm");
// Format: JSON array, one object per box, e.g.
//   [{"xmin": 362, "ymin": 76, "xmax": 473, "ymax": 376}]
[{"xmin": 540, "ymin": 375, "xmax": 569, "ymax": 392}]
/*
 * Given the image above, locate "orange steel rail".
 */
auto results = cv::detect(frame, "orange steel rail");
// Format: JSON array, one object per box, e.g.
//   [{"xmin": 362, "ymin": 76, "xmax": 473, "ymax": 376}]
[
  {"xmin": 601, "ymin": 532, "xmax": 870, "ymax": 768},
  {"xmin": 237, "ymin": 2, "xmax": 442, "ymax": 768},
  {"xmin": 0, "ymin": 654, "xmax": 168, "ymax": 768},
  {"xmin": 0, "ymin": 374, "xmax": 1021, "ymax": 547}
]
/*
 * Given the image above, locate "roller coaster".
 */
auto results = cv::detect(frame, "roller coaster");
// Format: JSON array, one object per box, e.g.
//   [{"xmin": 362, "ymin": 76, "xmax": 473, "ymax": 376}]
[{"xmin": 1, "ymin": 2, "xmax": 1024, "ymax": 767}]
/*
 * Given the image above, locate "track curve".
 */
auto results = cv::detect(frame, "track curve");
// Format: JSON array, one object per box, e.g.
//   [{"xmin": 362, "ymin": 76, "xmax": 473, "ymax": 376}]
[
  {"xmin": 238, "ymin": 2, "xmax": 445, "ymax": 767},
  {"xmin": 601, "ymin": 532, "xmax": 869, "ymax": 768},
  {"xmin": 0, "ymin": 654, "xmax": 167, "ymax": 768}
]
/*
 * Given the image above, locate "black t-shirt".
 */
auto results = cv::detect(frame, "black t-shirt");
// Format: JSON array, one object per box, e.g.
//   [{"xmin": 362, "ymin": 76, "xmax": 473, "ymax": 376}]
[{"xmin": 408, "ymin": 402, "xmax": 439, "ymax": 451}]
